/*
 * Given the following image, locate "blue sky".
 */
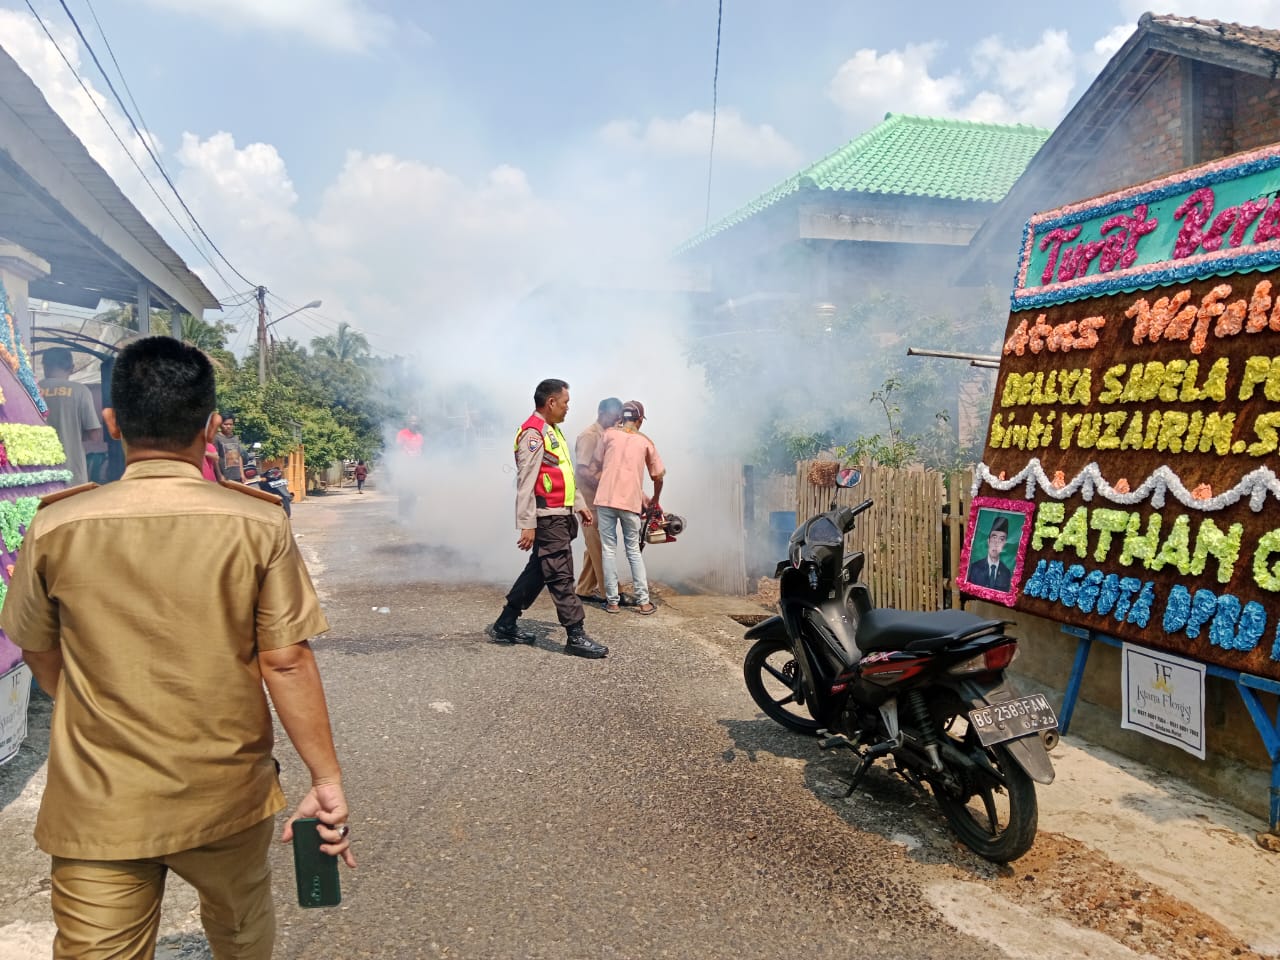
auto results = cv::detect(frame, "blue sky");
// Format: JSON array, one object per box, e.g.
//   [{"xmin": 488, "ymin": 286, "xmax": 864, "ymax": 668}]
[{"xmin": 1, "ymin": 0, "xmax": 1277, "ymax": 350}]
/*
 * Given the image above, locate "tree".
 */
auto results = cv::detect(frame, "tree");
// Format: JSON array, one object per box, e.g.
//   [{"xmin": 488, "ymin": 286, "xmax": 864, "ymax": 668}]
[
  {"xmin": 690, "ymin": 286, "xmax": 1005, "ymax": 473},
  {"xmin": 310, "ymin": 323, "xmax": 370, "ymax": 363}
]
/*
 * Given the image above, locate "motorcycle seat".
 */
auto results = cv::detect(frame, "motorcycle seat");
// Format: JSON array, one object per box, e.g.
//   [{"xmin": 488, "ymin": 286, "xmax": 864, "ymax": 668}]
[{"xmin": 856, "ymin": 608, "xmax": 1005, "ymax": 654}]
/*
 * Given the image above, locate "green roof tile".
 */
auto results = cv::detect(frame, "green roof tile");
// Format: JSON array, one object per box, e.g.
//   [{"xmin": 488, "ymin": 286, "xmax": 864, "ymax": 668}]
[{"xmin": 677, "ymin": 113, "xmax": 1051, "ymax": 253}]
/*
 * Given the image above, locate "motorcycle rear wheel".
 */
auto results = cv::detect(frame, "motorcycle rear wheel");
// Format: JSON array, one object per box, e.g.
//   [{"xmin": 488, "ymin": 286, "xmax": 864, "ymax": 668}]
[
  {"xmin": 743, "ymin": 636, "xmax": 821, "ymax": 735},
  {"xmin": 933, "ymin": 739, "xmax": 1038, "ymax": 863}
]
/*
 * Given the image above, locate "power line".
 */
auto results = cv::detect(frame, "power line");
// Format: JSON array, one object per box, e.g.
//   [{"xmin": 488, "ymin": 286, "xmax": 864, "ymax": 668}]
[
  {"xmin": 704, "ymin": 0, "xmax": 723, "ymax": 229},
  {"xmin": 51, "ymin": 0, "xmax": 258, "ymax": 289},
  {"xmin": 80, "ymin": 0, "xmax": 152, "ymax": 161},
  {"xmin": 19, "ymin": 1, "xmax": 244, "ymax": 303},
  {"xmin": 77, "ymin": 0, "xmax": 231, "ymax": 285}
]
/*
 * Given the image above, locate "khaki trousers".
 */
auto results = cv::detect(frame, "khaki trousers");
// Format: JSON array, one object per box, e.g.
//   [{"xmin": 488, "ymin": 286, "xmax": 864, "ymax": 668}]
[
  {"xmin": 50, "ymin": 816, "xmax": 275, "ymax": 960},
  {"xmin": 576, "ymin": 488, "xmax": 604, "ymax": 597}
]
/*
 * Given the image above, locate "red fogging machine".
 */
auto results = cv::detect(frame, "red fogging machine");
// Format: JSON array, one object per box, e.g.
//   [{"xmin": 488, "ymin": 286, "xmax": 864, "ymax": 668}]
[{"xmin": 640, "ymin": 502, "xmax": 686, "ymax": 549}]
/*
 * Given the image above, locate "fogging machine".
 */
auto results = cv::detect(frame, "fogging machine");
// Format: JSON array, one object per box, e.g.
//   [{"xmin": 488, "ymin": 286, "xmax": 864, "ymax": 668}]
[{"xmin": 640, "ymin": 503, "xmax": 686, "ymax": 549}]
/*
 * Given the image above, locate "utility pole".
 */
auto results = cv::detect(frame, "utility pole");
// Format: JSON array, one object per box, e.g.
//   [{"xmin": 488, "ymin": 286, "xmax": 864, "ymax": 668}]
[{"xmin": 256, "ymin": 285, "xmax": 268, "ymax": 385}]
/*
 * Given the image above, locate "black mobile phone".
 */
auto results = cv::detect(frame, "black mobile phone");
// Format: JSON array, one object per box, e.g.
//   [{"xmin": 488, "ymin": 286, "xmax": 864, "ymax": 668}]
[{"xmin": 291, "ymin": 818, "xmax": 341, "ymax": 908}]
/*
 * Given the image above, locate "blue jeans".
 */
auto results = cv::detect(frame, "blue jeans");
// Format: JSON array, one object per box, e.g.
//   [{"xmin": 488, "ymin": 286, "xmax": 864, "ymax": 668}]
[{"xmin": 595, "ymin": 505, "xmax": 649, "ymax": 605}]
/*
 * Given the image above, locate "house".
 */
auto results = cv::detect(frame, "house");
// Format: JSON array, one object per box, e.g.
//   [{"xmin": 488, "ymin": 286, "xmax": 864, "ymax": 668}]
[
  {"xmin": 961, "ymin": 12, "xmax": 1280, "ymax": 289},
  {"xmin": 678, "ymin": 113, "xmax": 1050, "ymax": 334}
]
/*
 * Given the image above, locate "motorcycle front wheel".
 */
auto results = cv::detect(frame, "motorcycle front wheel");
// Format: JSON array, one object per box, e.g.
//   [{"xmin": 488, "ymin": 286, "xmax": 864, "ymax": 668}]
[
  {"xmin": 933, "ymin": 738, "xmax": 1038, "ymax": 863},
  {"xmin": 743, "ymin": 636, "xmax": 821, "ymax": 735}
]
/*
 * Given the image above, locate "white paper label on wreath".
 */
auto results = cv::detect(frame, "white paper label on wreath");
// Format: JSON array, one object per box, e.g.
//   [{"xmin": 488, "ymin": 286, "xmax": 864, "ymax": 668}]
[
  {"xmin": 1120, "ymin": 644, "xmax": 1206, "ymax": 760},
  {"xmin": 0, "ymin": 662, "xmax": 31, "ymax": 765}
]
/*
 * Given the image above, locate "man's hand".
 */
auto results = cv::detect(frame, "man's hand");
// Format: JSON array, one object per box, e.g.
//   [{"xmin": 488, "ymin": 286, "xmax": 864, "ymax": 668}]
[
  {"xmin": 578, "ymin": 507, "xmax": 593, "ymax": 526},
  {"xmin": 518, "ymin": 527, "xmax": 536, "ymax": 550},
  {"xmin": 281, "ymin": 781, "xmax": 357, "ymax": 868}
]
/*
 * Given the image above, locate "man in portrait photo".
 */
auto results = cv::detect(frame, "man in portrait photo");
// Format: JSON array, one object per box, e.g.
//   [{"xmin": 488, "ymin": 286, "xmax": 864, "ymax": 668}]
[{"xmin": 967, "ymin": 512, "xmax": 1015, "ymax": 592}]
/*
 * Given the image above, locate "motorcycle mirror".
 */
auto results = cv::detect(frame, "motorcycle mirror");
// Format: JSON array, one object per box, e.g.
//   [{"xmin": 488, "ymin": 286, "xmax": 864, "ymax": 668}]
[{"xmin": 835, "ymin": 468, "xmax": 862, "ymax": 488}]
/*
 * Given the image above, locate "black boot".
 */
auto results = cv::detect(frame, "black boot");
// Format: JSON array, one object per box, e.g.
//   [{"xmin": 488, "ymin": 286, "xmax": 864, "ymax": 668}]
[
  {"xmin": 564, "ymin": 624, "xmax": 607, "ymax": 659},
  {"xmin": 491, "ymin": 606, "xmax": 535, "ymax": 644}
]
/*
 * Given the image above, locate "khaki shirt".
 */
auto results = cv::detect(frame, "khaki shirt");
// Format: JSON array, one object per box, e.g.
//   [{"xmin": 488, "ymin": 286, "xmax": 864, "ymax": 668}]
[
  {"xmin": 0, "ymin": 459, "xmax": 329, "ymax": 860},
  {"xmin": 574, "ymin": 421, "xmax": 605, "ymax": 498}
]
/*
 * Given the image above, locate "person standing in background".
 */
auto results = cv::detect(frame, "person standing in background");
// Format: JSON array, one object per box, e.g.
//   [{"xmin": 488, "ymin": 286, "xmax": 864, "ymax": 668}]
[
  {"xmin": 574, "ymin": 397, "xmax": 622, "ymax": 603},
  {"xmin": 38, "ymin": 347, "xmax": 101, "ymax": 487},
  {"xmin": 214, "ymin": 414, "xmax": 246, "ymax": 483},
  {"xmin": 394, "ymin": 415, "xmax": 424, "ymax": 520},
  {"xmin": 201, "ymin": 440, "xmax": 221, "ymax": 482},
  {"xmin": 492, "ymin": 379, "xmax": 607, "ymax": 659},
  {"xmin": 354, "ymin": 460, "xmax": 368, "ymax": 494},
  {"xmin": 590, "ymin": 400, "xmax": 665, "ymax": 616}
]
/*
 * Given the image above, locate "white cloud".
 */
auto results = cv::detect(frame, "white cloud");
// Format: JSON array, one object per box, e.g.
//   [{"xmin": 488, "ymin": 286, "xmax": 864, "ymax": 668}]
[
  {"xmin": 1093, "ymin": 23, "xmax": 1135, "ymax": 60},
  {"xmin": 0, "ymin": 11, "xmax": 178, "ymax": 226},
  {"xmin": 967, "ymin": 30, "xmax": 1076, "ymax": 127},
  {"xmin": 600, "ymin": 109, "xmax": 802, "ymax": 169},
  {"xmin": 171, "ymin": 135, "xmax": 563, "ymax": 341},
  {"xmin": 829, "ymin": 31, "xmax": 1077, "ymax": 131},
  {"xmin": 137, "ymin": 0, "xmax": 395, "ymax": 52},
  {"xmin": 828, "ymin": 44, "xmax": 964, "ymax": 130}
]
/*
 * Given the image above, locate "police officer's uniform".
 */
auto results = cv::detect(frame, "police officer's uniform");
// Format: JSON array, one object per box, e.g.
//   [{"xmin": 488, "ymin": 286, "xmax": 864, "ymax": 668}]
[{"xmin": 493, "ymin": 412, "xmax": 607, "ymax": 657}]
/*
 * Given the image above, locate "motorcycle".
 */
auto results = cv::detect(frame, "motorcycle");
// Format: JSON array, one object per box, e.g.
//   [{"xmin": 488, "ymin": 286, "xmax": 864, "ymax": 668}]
[
  {"xmin": 256, "ymin": 466, "xmax": 293, "ymax": 517},
  {"xmin": 742, "ymin": 478, "xmax": 1057, "ymax": 862}
]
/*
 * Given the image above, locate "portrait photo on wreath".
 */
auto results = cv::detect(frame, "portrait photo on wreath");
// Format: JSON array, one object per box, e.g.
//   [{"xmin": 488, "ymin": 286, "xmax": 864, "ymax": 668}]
[{"xmin": 959, "ymin": 497, "xmax": 1036, "ymax": 605}]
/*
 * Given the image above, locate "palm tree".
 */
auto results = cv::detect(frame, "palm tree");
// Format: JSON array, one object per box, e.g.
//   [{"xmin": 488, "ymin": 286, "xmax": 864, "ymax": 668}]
[
  {"xmin": 311, "ymin": 322, "xmax": 371, "ymax": 363},
  {"xmin": 168, "ymin": 314, "xmax": 231, "ymax": 352}
]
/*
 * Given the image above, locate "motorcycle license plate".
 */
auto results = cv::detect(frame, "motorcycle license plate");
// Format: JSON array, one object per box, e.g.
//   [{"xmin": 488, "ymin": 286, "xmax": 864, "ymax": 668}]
[{"xmin": 967, "ymin": 694, "xmax": 1058, "ymax": 747}]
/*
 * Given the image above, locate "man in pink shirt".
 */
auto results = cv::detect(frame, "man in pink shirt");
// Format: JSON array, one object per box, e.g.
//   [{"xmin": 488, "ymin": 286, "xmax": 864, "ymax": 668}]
[{"xmin": 588, "ymin": 400, "xmax": 665, "ymax": 614}]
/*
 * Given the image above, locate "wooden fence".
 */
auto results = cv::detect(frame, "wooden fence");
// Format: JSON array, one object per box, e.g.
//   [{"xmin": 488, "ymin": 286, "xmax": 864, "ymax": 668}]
[{"xmin": 796, "ymin": 461, "xmax": 963, "ymax": 612}]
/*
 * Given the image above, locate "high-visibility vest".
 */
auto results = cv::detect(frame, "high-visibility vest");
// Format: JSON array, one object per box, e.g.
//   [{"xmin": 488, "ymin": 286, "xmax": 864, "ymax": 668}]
[{"xmin": 514, "ymin": 413, "xmax": 576, "ymax": 509}]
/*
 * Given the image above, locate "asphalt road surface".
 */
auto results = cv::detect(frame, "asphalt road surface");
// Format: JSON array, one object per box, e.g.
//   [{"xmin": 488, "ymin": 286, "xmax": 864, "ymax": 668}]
[{"xmin": 0, "ymin": 486, "xmax": 1269, "ymax": 960}]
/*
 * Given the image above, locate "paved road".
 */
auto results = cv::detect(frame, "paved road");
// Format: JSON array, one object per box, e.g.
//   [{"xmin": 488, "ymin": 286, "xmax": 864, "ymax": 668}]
[{"xmin": 0, "ymin": 487, "xmax": 1269, "ymax": 959}]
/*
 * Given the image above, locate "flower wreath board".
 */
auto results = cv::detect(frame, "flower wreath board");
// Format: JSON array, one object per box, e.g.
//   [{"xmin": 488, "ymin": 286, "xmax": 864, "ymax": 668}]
[
  {"xmin": 0, "ymin": 279, "xmax": 69, "ymax": 764},
  {"xmin": 961, "ymin": 141, "xmax": 1280, "ymax": 684}
]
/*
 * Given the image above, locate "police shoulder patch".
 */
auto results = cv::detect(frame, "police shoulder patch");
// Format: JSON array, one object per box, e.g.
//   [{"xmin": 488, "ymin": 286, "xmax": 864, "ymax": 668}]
[
  {"xmin": 527, "ymin": 436, "xmax": 541, "ymax": 451},
  {"xmin": 219, "ymin": 479, "xmax": 282, "ymax": 505},
  {"xmin": 37, "ymin": 482, "xmax": 98, "ymax": 509}
]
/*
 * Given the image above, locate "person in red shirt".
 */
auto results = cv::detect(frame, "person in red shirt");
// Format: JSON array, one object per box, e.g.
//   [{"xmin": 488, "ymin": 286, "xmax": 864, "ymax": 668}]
[
  {"xmin": 394, "ymin": 415, "xmax": 423, "ymax": 520},
  {"xmin": 354, "ymin": 460, "xmax": 369, "ymax": 494},
  {"xmin": 396, "ymin": 416, "xmax": 423, "ymax": 457}
]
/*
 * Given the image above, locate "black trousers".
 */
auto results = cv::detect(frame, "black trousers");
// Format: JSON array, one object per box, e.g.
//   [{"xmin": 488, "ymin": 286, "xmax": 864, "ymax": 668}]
[{"xmin": 505, "ymin": 514, "xmax": 585, "ymax": 630}]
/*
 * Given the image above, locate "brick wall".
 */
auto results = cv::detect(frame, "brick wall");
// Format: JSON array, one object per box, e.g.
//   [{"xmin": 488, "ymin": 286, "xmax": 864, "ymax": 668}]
[
  {"xmin": 1080, "ymin": 58, "xmax": 1184, "ymax": 198},
  {"xmin": 1077, "ymin": 58, "xmax": 1280, "ymax": 200},
  {"xmin": 1230, "ymin": 71, "xmax": 1280, "ymax": 152},
  {"xmin": 1197, "ymin": 63, "xmax": 1236, "ymax": 159}
]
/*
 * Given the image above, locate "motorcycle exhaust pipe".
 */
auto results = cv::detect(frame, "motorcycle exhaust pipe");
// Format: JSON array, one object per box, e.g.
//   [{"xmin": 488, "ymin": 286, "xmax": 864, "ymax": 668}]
[{"xmin": 1039, "ymin": 729, "xmax": 1060, "ymax": 752}]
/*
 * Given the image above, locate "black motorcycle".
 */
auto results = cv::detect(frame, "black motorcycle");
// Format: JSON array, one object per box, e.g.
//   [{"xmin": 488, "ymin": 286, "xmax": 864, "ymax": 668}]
[
  {"xmin": 743, "ymin": 483, "xmax": 1057, "ymax": 862},
  {"xmin": 257, "ymin": 466, "xmax": 293, "ymax": 517}
]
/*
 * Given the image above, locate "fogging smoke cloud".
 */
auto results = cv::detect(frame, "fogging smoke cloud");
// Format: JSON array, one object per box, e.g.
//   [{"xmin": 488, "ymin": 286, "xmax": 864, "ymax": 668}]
[{"xmin": 376, "ymin": 256, "xmax": 750, "ymax": 593}]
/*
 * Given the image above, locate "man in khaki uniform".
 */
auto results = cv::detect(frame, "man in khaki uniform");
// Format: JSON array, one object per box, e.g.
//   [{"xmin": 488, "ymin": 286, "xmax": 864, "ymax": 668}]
[
  {"xmin": 574, "ymin": 396, "xmax": 621, "ymax": 601},
  {"xmin": 1, "ymin": 337, "xmax": 355, "ymax": 960}
]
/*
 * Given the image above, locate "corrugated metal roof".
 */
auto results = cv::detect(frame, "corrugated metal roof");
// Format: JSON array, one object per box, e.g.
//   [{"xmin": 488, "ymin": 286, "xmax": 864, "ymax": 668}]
[
  {"xmin": 677, "ymin": 113, "xmax": 1050, "ymax": 254},
  {"xmin": 0, "ymin": 43, "xmax": 221, "ymax": 315}
]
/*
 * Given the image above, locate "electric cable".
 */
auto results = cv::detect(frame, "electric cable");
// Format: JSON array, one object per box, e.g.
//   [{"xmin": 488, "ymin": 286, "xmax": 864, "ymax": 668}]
[
  {"xmin": 701, "ymin": 0, "xmax": 721, "ymax": 229},
  {"xmin": 20, "ymin": 1, "xmax": 245, "ymax": 303},
  {"xmin": 51, "ymin": 0, "xmax": 257, "ymax": 289}
]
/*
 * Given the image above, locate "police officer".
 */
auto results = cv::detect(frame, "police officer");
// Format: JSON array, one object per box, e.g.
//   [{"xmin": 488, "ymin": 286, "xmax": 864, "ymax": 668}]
[{"xmin": 492, "ymin": 378, "xmax": 608, "ymax": 658}]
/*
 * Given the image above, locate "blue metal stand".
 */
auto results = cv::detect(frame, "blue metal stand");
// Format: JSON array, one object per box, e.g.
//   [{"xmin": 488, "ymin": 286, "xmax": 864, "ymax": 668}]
[{"xmin": 1058, "ymin": 625, "xmax": 1280, "ymax": 833}]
